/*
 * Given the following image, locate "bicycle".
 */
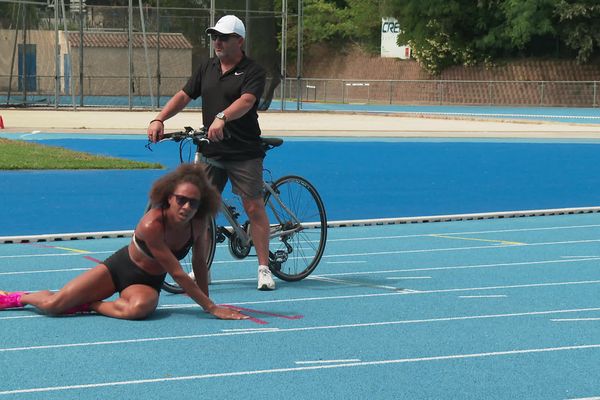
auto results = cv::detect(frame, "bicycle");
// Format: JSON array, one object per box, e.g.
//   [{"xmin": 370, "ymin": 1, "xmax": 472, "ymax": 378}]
[{"xmin": 147, "ymin": 127, "xmax": 328, "ymax": 294}]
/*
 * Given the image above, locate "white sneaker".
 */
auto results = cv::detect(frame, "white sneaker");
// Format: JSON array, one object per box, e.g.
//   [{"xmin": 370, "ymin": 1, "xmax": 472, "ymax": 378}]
[{"xmin": 257, "ymin": 265, "xmax": 276, "ymax": 291}]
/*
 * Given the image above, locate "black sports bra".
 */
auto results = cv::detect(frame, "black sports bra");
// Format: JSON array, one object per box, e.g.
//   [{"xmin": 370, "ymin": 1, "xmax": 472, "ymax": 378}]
[{"xmin": 133, "ymin": 209, "xmax": 194, "ymax": 261}]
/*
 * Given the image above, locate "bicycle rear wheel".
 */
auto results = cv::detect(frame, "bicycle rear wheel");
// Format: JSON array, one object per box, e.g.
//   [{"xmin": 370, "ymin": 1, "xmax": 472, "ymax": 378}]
[
  {"xmin": 161, "ymin": 216, "xmax": 217, "ymax": 294},
  {"xmin": 264, "ymin": 175, "xmax": 327, "ymax": 281}
]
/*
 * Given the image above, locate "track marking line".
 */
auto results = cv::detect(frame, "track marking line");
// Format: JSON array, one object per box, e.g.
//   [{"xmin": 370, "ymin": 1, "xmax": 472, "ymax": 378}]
[
  {"xmin": 3, "ymin": 306, "xmax": 600, "ymax": 353},
  {"xmin": 561, "ymin": 255, "xmax": 600, "ymax": 258},
  {"xmin": 23, "ymin": 242, "xmax": 93, "ymax": 254},
  {"xmin": 326, "ymin": 261, "xmax": 367, "ymax": 264},
  {"xmin": 323, "ymin": 238, "xmax": 600, "ymax": 259},
  {"xmin": 2, "ymin": 343, "xmax": 600, "ymax": 395},
  {"xmin": 551, "ymin": 318, "xmax": 600, "ymax": 322},
  {"xmin": 2, "ymin": 255, "xmax": 596, "ymax": 278},
  {"xmin": 221, "ymin": 328, "xmax": 281, "ymax": 333},
  {"xmin": 0, "ymin": 267, "xmax": 90, "ymax": 276},
  {"xmin": 4, "ymin": 279, "xmax": 600, "ymax": 321},
  {"xmin": 3, "ymin": 237, "xmax": 600, "ymax": 263},
  {"xmin": 327, "ymin": 223, "xmax": 600, "ymax": 243},
  {"xmin": 429, "ymin": 234, "xmax": 524, "ymax": 245},
  {"xmin": 309, "ymin": 275, "xmax": 407, "ymax": 291},
  {"xmin": 0, "ymin": 251, "xmax": 112, "ymax": 260},
  {"xmin": 295, "ymin": 359, "xmax": 361, "ymax": 365},
  {"xmin": 312, "ymin": 257, "xmax": 600, "ymax": 277},
  {"xmin": 459, "ymin": 295, "xmax": 507, "ymax": 298},
  {"xmin": 385, "ymin": 276, "xmax": 431, "ymax": 280}
]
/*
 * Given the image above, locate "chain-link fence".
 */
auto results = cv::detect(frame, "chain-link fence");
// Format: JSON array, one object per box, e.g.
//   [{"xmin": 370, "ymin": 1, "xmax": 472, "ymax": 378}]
[
  {"xmin": 0, "ymin": 0, "xmax": 297, "ymax": 109},
  {"xmin": 286, "ymin": 79, "xmax": 599, "ymax": 108}
]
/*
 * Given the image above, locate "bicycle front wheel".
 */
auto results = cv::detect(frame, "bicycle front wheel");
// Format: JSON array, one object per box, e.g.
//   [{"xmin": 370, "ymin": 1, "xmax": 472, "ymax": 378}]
[
  {"xmin": 161, "ymin": 216, "xmax": 217, "ymax": 294},
  {"xmin": 264, "ymin": 175, "xmax": 327, "ymax": 281}
]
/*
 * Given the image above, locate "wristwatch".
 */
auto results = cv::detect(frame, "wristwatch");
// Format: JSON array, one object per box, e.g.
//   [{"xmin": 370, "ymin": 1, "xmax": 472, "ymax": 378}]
[{"xmin": 215, "ymin": 111, "xmax": 227, "ymax": 122}]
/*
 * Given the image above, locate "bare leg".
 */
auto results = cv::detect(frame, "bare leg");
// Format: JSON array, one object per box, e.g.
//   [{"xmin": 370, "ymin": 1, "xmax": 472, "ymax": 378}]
[
  {"xmin": 242, "ymin": 196, "xmax": 270, "ymax": 266},
  {"xmin": 20, "ymin": 264, "xmax": 116, "ymax": 315},
  {"xmin": 192, "ymin": 221, "xmax": 212, "ymax": 295},
  {"xmin": 20, "ymin": 265, "xmax": 159, "ymax": 319},
  {"xmin": 93, "ymin": 284, "xmax": 159, "ymax": 320}
]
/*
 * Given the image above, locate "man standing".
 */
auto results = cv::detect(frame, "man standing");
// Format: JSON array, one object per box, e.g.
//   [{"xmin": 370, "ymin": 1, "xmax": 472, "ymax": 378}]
[{"xmin": 147, "ymin": 15, "xmax": 275, "ymax": 290}]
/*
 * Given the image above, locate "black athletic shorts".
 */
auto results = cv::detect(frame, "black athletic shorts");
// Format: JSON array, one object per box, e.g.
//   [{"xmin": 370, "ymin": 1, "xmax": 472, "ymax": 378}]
[{"xmin": 103, "ymin": 246, "xmax": 167, "ymax": 293}]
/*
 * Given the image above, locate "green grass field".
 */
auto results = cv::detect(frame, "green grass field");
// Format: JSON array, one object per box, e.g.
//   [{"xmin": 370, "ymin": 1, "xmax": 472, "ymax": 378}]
[{"xmin": 0, "ymin": 138, "xmax": 162, "ymax": 170}]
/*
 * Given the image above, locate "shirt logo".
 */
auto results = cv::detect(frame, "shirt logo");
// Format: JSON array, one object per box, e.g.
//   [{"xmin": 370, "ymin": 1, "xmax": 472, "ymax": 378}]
[{"xmin": 234, "ymin": 71, "xmax": 244, "ymax": 76}]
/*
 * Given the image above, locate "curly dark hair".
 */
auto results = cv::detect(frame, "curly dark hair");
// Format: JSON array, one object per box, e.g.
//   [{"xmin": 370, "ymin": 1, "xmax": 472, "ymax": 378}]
[{"xmin": 149, "ymin": 164, "xmax": 220, "ymax": 220}]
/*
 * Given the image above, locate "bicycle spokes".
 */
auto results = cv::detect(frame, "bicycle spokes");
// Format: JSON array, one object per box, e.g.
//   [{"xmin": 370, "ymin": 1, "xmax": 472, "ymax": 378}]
[{"xmin": 263, "ymin": 175, "xmax": 327, "ymax": 281}]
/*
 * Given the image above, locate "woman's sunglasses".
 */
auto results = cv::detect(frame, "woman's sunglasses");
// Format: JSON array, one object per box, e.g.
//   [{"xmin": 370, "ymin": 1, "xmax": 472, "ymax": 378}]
[{"xmin": 173, "ymin": 194, "xmax": 201, "ymax": 209}]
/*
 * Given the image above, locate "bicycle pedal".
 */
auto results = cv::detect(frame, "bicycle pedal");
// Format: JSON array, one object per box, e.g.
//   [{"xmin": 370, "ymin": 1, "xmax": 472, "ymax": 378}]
[
  {"xmin": 273, "ymin": 250, "xmax": 288, "ymax": 263},
  {"xmin": 269, "ymin": 260, "xmax": 282, "ymax": 271},
  {"xmin": 216, "ymin": 231, "xmax": 227, "ymax": 243}
]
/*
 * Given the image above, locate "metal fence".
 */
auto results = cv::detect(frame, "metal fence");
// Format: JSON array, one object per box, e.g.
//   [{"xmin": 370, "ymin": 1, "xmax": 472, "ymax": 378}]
[
  {"xmin": 281, "ymin": 78, "xmax": 599, "ymax": 108},
  {"xmin": 0, "ymin": 0, "xmax": 297, "ymax": 109},
  {"xmin": 2, "ymin": 75, "xmax": 598, "ymax": 109}
]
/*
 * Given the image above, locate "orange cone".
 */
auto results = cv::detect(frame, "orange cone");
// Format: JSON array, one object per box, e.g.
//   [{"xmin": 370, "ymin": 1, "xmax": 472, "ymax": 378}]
[{"xmin": 0, "ymin": 116, "xmax": 4, "ymax": 129}]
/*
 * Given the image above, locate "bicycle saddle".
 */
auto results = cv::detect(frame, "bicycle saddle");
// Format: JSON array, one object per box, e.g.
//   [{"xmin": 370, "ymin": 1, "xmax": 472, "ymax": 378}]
[{"xmin": 261, "ymin": 137, "xmax": 283, "ymax": 150}]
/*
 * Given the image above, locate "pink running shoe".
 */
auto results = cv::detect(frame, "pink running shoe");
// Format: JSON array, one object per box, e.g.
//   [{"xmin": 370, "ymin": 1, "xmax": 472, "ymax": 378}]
[{"xmin": 0, "ymin": 291, "xmax": 28, "ymax": 310}]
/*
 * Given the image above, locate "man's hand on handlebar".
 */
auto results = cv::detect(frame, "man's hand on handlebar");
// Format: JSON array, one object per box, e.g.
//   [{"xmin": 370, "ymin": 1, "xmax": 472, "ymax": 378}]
[
  {"xmin": 207, "ymin": 118, "xmax": 226, "ymax": 142},
  {"xmin": 147, "ymin": 119, "xmax": 165, "ymax": 143}
]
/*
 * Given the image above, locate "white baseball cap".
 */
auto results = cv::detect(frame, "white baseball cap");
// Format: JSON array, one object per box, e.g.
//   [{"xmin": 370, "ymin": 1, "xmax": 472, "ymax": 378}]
[{"xmin": 206, "ymin": 15, "xmax": 246, "ymax": 39}]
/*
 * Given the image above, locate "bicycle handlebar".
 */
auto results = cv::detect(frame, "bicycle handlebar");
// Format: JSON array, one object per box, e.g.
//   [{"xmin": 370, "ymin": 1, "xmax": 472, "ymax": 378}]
[
  {"xmin": 161, "ymin": 126, "xmax": 209, "ymax": 144},
  {"xmin": 147, "ymin": 126, "xmax": 282, "ymax": 153}
]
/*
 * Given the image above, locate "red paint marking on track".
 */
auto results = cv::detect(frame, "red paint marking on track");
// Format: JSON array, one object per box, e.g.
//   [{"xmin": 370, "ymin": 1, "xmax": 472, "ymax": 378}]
[
  {"xmin": 84, "ymin": 256, "xmax": 103, "ymax": 263},
  {"xmin": 221, "ymin": 305, "xmax": 269, "ymax": 324},
  {"xmin": 222, "ymin": 304, "xmax": 304, "ymax": 321}
]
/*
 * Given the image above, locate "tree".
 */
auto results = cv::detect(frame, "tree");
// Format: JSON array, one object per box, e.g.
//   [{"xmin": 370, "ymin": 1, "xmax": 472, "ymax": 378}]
[
  {"xmin": 382, "ymin": 0, "xmax": 571, "ymax": 74},
  {"xmin": 555, "ymin": 0, "xmax": 600, "ymax": 62}
]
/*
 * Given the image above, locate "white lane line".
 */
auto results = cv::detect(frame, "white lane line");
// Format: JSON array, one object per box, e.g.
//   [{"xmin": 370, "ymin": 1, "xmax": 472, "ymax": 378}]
[
  {"xmin": 551, "ymin": 318, "xmax": 600, "ymax": 322},
  {"xmin": 4, "ymin": 279, "xmax": 600, "ymax": 321},
  {"xmin": 313, "ymin": 257, "xmax": 600, "ymax": 277},
  {"xmin": 2, "ymin": 343, "xmax": 600, "ymax": 395},
  {"xmin": 324, "ymin": 238, "xmax": 600, "ymax": 259},
  {"xmin": 295, "ymin": 359, "xmax": 361, "ymax": 365},
  {"xmin": 561, "ymin": 255, "xmax": 599, "ymax": 258},
  {"xmin": 3, "ymin": 229, "xmax": 600, "ymax": 261},
  {"xmin": 1, "ymin": 255, "xmax": 598, "ymax": 279},
  {"xmin": 0, "ymin": 251, "xmax": 112, "ymax": 259},
  {"xmin": 309, "ymin": 276, "xmax": 403, "ymax": 291},
  {"xmin": 326, "ymin": 224, "xmax": 600, "ymax": 243},
  {"xmin": 566, "ymin": 397, "xmax": 600, "ymax": 400},
  {"xmin": 385, "ymin": 276, "xmax": 431, "ymax": 280},
  {"xmin": 429, "ymin": 234, "xmax": 524, "ymax": 245},
  {"xmin": 459, "ymin": 295, "xmax": 507, "ymax": 299},
  {"xmin": 224, "ymin": 279, "xmax": 600, "ymax": 307},
  {"xmin": 0, "ymin": 314, "xmax": 45, "ymax": 320},
  {"xmin": 2, "ymin": 306, "xmax": 600, "ymax": 353},
  {"xmin": 326, "ymin": 261, "xmax": 367, "ymax": 264},
  {"xmin": 221, "ymin": 328, "xmax": 281, "ymax": 333},
  {"xmin": 0, "ymin": 268, "xmax": 90, "ymax": 276}
]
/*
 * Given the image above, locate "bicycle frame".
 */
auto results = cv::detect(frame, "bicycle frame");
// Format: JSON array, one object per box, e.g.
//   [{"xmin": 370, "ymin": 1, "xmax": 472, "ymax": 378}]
[{"xmin": 194, "ymin": 150, "xmax": 304, "ymax": 249}]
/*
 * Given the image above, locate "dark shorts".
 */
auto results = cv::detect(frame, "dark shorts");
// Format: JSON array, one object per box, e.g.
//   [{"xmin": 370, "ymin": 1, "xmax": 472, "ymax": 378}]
[
  {"xmin": 103, "ymin": 246, "xmax": 166, "ymax": 293},
  {"xmin": 201, "ymin": 157, "xmax": 264, "ymax": 198}
]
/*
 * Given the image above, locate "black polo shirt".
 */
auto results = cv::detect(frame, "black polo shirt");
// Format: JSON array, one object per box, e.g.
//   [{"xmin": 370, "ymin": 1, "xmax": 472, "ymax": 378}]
[{"xmin": 182, "ymin": 55, "xmax": 266, "ymax": 161}]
